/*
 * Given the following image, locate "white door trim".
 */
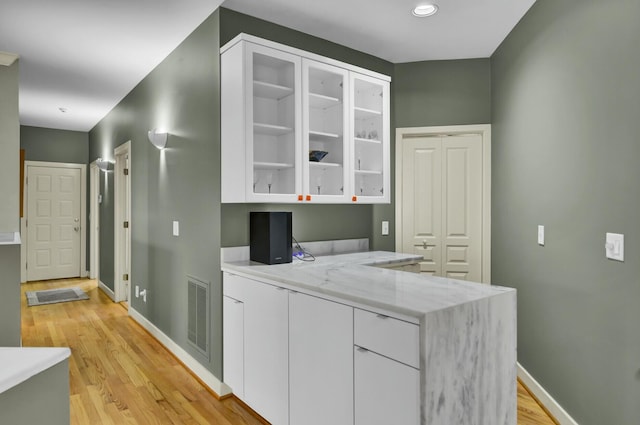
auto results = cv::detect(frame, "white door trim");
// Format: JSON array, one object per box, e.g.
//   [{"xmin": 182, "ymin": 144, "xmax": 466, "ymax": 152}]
[
  {"xmin": 89, "ymin": 161, "xmax": 100, "ymax": 280},
  {"xmin": 114, "ymin": 141, "xmax": 131, "ymax": 303},
  {"xmin": 395, "ymin": 124, "xmax": 491, "ymax": 283},
  {"xmin": 23, "ymin": 160, "xmax": 87, "ymax": 280}
]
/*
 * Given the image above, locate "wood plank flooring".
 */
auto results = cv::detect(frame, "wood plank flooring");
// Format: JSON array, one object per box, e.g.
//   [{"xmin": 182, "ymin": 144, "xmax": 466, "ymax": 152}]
[{"xmin": 21, "ymin": 278, "xmax": 556, "ymax": 425}]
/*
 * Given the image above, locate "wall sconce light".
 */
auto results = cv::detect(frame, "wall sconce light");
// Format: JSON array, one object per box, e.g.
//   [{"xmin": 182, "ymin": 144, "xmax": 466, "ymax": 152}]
[
  {"xmin": 148, "ymin": 128, "xmax": 168, "ymax": 149},
  {"xmin": 96, "ymin": 157, "xmax": 112, "ymax": 172}
]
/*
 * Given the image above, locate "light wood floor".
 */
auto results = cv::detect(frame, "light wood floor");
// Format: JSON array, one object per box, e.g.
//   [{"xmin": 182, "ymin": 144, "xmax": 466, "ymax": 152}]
[{"xmin": 21, "ymin": 278, "xmax": 556, "ymax": 425}]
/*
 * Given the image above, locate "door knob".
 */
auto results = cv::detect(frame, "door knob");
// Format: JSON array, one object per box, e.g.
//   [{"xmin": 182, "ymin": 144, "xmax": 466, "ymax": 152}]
[
  {"xmin": 422, "ymin": 240, "xmax": 427, "ymax": 249},
  {"xmin": 74, "ymin": 226, "xmax": 79, "ymax": 232}
]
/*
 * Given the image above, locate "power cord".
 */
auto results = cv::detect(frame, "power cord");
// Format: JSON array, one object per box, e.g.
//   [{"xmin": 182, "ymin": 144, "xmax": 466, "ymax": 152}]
[{"xmin": 292, "ymin": 236, "xmax": 316, "ymax": 262}]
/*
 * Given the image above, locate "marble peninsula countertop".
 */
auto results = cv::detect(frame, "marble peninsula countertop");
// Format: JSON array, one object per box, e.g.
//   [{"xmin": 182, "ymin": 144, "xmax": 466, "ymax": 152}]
[
  {"xmin": 0, "ymin": 347, "xmax": 71, "ymax": 394},
  {"xmin": 222, "ymin": 251, "xmax": 514, "ymax": 321}
]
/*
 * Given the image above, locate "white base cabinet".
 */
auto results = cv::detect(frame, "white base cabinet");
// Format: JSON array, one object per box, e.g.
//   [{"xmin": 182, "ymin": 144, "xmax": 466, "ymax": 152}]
[
  {"xmin": 223, "ymin": 272, "xmax": 420, "ymax": 425},
  {"xmin": 222, "ymin": 295, "xmax": 244, "ymax": 398},
  {"xmin": 242, "ymin": 278, "xmax": 289, "ymax": 425},
  {"xmin": 289, "ymin": 291, "xmax": 353, "ymax": 425},
  {"xmin": 354, "ymin": 347, "xmax": 420, "ymax": 425}
]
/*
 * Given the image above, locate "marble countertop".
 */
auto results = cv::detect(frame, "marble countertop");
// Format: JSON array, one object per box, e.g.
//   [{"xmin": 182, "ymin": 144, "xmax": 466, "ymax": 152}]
[
  {"xmin": 222, "ymin": 251, "xmax": 514, "ymax": 320},
  {"xmin": 0, "ymin": 347, "xmax": 71, "ymax": 394},
  {"xmin": 0, "ymin": 232, "xmax": 21, "ymax": 245}
]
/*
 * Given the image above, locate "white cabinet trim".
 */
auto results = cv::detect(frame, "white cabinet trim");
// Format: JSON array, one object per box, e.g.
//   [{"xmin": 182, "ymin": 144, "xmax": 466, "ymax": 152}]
[{"xmin": 222, "ymin": 33, "xmax": 391, "ymax": 82}]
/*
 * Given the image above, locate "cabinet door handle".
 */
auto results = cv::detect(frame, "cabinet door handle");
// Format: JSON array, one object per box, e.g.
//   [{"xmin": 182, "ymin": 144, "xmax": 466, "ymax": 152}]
[
  {"xmin": 234, "ymin": 300, "xmax": 242, "ymax": 304},
  {"xmin": 356, "ymin": 346, "xmax": 368, "ymax": 353},
  {"xmin": 376, "ymin": 314, "xmax": 389, "ymax": 319},
  {"xmin": 289, "ymin": 290, "xmax": 298, "ymax": 295}
]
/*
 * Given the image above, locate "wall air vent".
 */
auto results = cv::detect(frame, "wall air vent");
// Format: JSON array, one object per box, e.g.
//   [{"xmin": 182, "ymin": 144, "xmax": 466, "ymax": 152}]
[{"xmin": 187, "ymin": 275, "xmax": 209, "ymax": 358}]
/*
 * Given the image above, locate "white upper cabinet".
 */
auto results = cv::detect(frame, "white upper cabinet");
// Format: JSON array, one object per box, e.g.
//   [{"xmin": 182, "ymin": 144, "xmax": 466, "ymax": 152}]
[
  {"xmin": 302, "ymin": 59, "xmax": 350, "ymax": 203},
  {"xmin": 350, "ymin": 73, "xmax": 390, "ymax": 203},
  {"xmin": 221, "ymin": 34, "xmax": 390, "ymax": 204}
]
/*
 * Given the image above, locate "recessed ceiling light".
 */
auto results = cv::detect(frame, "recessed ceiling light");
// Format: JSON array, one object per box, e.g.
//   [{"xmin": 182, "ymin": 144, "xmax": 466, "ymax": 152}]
[{"xmin": 412, "ymin": 4, "xmax": 438, "ymax": 17}]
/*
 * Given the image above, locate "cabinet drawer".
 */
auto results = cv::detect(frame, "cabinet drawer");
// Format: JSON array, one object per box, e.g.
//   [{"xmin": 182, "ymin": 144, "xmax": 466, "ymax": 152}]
[
  {"xmin": 223, "ymin": 272, "xmax": 248, "ymax": 301},
  {"xmin": 354, "ymin": 308, "xmax": 419, "ymax": 368}
]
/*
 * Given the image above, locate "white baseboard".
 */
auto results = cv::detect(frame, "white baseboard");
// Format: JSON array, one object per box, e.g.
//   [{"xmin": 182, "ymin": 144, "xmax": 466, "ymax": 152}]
[
  {"xmin": 128, "ymin": 307, "xmax": 232, "ymax": 398},
  {"xmin": 98, "ymin": 281, "xmax": 115, "ymax": 301},
  {"xmin": 517, "ymin": 362, "xmax": 579, "ymax": 425}
]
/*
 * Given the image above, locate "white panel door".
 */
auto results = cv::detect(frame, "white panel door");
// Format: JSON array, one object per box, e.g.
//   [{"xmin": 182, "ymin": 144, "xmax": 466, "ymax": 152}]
[
  {"xmin": 289, "ymin": 291, "xmax": 353, "ymax": 425},
  {"xmin": 27, "ymin": 165, "xmax": 81, "ymax": 281},
  {"xmin": 442, "ymin": 135, "xmax": 482, "ymax": 281},
  {"xmin": 402, "ymin": 137, "xmax": 442, "ymax": 275},
  {"xmin": 243, "ymin": 278, "xmax": 289, "ymax": 425},
  {"xmin": 401, "ymin": 135, "xmax": 482, "ymax": 281}
]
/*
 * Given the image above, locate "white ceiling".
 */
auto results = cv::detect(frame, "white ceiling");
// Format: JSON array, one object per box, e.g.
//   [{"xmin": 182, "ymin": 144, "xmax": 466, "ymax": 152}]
[{"xmin": 0, "ymin": 0, "xmax": 536, "ymax": 133}]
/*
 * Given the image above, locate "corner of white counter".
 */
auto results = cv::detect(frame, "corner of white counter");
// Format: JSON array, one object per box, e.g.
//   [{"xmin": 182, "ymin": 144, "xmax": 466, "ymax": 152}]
[{"xmin": 0, "ymin": 347, "xmax": 71, "ymax": 394}]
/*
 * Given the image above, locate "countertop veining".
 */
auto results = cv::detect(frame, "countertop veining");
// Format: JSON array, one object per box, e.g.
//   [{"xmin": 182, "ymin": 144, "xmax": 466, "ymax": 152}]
[{"xmin": 222, "ymin": 251, "xmax": 514, "ymax": 320}]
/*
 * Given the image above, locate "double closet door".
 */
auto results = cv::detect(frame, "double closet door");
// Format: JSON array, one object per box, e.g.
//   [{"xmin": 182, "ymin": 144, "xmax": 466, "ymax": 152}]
[{"xmin": 400, "ymin": 134, "xmax": 484, "ymax": 282}]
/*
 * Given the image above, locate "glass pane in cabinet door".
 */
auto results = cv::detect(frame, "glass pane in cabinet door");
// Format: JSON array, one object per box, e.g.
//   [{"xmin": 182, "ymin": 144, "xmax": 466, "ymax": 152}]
[
  {"xmin": 353, "ymin": 77, "xmax": 385, "ymax": 198},
  {"xmin": 306, "ymin": 64, "xmax": 347, "ymax": 199},
  {"xmin": 251, "ymin": 51, "xmax": 297, "ymax": 196}
]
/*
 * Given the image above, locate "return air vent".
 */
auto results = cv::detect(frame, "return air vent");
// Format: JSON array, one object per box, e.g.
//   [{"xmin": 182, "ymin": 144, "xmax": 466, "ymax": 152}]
[{"xmin": 187, "ymin": 275, "xmax": 209, "ymax": 358}]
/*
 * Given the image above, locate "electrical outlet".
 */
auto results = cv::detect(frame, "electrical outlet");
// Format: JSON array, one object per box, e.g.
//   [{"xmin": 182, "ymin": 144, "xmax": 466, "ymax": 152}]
[
  {"xmin": 135, "ymin": 285, "xmax": 139, "ymax": 298},
  {"xmin": 382, "ymin": 221, "xmax": 389, "ymax": 236},
  {"xmin": 172, "ymin": 221, "xmax": 179, "ymax": 236}
]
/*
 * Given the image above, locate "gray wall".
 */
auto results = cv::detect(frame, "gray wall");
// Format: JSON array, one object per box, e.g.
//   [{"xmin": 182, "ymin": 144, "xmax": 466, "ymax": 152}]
[
  {"xmin": 491, "ymin": 1, "xmax": 640, "ymax": 424},
  {"xmin": 219, "ymin": 8, "xmax": 393, "ymax": 249},
  {"xmin": 0, "ymin": 60, "xmax": 20, "ymax": 232},
  {"xmin": 89, "ymin": 11, "xmax": 222, "ymax": 375},
  {"xmin": 21, "ymin": 125, "xmax": 88, "ymax": 164},
  {"xmin": 394, "ymin": 59, "xmax": 491, "ymax": 129},
  {"xmin": 0, "ymin": 245, "xmax": 21, "ymax": 346},
  {"xmin": 0, "ymin": 359, "xmax": 70, "ymax": 424},
  {"xmin": 378, "ymin": 59, "xmax": 493, "ymax": 251}
]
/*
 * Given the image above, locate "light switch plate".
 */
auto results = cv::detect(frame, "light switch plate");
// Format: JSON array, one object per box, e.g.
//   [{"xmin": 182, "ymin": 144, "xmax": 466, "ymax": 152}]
[
  {"xmin": 605, "ymin": 233, "xmax": 624, "ymax": 261},
  {"xmin": 172, "ymin": 221, "xmax": 179, "ymax": 236},
  {"xmin": 538, "ymin": 225, "xmax": 544, "ymax": 246},
  {"xmin": 382, "ymin": 221, "xmax": 389, "ymax": 236}
]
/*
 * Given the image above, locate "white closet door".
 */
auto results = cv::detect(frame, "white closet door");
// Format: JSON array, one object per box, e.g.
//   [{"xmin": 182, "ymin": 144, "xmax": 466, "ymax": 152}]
[
  {"xmin": 401, "ymin": 134, "xmax": 483, "ymax": 281},
  {"xmin": 441, "ymin": 135, "xmax": 482, "ymax": 281},
  {"xmin": 402, "ymin": 137, "xmax": 442, "ymax": 275}
]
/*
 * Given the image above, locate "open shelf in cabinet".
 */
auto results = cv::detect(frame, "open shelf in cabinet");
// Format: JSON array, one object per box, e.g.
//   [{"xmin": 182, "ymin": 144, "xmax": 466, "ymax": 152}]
[
  {"xmin": 254, "ymin": 162, "xmax": 295, "ymax": 170},
  {"xmin": 354, "ymin": 169, "xmax": 382, "ymax": 175},
  {"xmin": 309, "ymin": 92, "xmax": 341, "ymax": 109},
  {"xmin": 309, "ymin": 130, "xmax": 340, "ymax": 141},
  {"xmin": 309, "ymin": 161, "xmax": 341, "ymax": 169},
  {"xmin": 254, "ymin": 81, "xmax": 294, "ymax": 100},
  {"xmin": 254, "ymin": 123, "xmax": 294, "ymax": 136},
  {"xmin": 354, "ymin": 107, "xmax": 382, "ymax": 117},
  {"xmin": 354, "ymin": 137, "xmax": 381, "ymax": 145}
]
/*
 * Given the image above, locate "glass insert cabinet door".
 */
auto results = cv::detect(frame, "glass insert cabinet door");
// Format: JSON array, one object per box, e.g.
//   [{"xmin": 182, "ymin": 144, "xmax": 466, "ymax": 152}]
[
  {"xmin": 302, "ymin": 59, "xmax": 349, "ymax": 203},
  {"xmin": 246, "ymin": 43, "xmax": 302, "ymax": 202},
  {"xmin": 350, "ymin": 73, "xmax": 390, "ymax": 203}
]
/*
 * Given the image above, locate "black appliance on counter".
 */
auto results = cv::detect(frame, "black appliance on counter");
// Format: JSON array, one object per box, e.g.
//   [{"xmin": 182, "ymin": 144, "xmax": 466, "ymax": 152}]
[{"xmin": 250, "ymin": 211, "xmax": 292, "ymax": 264}]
